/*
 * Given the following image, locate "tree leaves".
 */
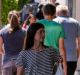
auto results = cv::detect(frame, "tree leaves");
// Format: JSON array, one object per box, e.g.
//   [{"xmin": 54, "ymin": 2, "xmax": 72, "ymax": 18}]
[{"xmin": 2, "ymin": 0, "xmax": 18, "ymax": 25}]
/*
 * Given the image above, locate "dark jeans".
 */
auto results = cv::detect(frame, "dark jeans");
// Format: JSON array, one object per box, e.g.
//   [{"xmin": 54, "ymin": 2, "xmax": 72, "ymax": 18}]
[{"xmin": 67, "ymin": 62, "xmax": 77, "ymax": 75}]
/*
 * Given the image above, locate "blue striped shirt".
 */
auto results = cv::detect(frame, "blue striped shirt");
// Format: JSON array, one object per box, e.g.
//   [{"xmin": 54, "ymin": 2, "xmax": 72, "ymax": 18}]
[{"xmin": 16, "ymin": 47, "xmax": 60, "ymax": 75}]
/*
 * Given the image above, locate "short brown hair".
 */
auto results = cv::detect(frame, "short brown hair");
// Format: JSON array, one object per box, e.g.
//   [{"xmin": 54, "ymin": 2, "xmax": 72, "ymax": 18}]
[{"xmin": 42, "ymin": 4, "xmax": 56, "ymax": 16}]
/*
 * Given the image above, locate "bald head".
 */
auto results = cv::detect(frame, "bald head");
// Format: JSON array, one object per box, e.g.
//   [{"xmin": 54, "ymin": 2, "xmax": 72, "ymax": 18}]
[{"xmin": 56, "ymin": 5, "xmax": 69, "ymax": 16}]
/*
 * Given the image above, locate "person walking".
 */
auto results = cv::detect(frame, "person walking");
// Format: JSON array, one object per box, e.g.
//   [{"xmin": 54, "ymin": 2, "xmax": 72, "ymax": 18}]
[
  {"xmin": 22, "ymin": 13, "xmax": 37, "ymax": 31},
  {"xmin": 16, "ymin": 23, "xmax": 61, "ymax": 75},
  {"xmin": 37, "ymin": 4, "xmax": 67, "ymax": 75},
  {"xmin": 0, "ymin": 10, "xmax": 25, "ymax": 75},
  {"xmin": 53, "ymin": 5, "xmax": 80, "ymax": 75},
  {"xmin": 36, "ymin": 4, "xmax": 44, "ymax": 20}
]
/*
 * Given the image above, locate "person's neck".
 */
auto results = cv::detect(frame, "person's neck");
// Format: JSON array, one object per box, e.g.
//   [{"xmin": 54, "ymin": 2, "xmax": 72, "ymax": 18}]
[
  {"xmin": 45, "ymin": 16, "xmax": 53, "ymax": 21},
  {"xmin": 32, "ymin": 42, "xmax": 44, "ymax": 51},
  {"xmin": 58, "ymin": 13, "xmax": 69, "ymax": 17},
  {"xmin": 59, "ymin": 15, "xmax": 69, "ymax": 17}
]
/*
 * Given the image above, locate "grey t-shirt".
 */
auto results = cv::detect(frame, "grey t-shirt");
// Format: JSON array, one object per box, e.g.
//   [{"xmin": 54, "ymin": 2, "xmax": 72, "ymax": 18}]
[
  {"xmin": 53, "ymin": 16, "xmax": 80, "ymax": 61},
  {"xmin": 0, "ymin": 25, "xmax": 25, "ymax": 64}
]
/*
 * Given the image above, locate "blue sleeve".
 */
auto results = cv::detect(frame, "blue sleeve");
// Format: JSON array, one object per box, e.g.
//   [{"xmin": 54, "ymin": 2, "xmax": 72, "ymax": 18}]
[{"xmin": 16, "ymin": 51, "xmax": 25, "ymax": 68}]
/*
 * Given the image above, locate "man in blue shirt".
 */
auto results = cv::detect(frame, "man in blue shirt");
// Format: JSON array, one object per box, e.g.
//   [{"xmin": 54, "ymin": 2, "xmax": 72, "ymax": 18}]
[{"xmin": 53, "ymin": 5, "xmax": 80, "ymax": 75}]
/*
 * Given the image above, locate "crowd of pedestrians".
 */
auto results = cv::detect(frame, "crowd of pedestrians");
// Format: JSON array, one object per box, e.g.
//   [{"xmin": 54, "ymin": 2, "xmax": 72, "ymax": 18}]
[{"xmin": 0, "ymin": 1, "xmax": 80, "ymax": 75}]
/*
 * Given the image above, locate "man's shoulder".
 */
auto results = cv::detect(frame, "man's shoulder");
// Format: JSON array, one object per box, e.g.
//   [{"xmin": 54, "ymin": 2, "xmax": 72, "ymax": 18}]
[
  {"xmin": 54, "ymin": 16, "xmax": 79, "ymax": 24},
  {"xmin": 37, "ymin": 19, "xmax": 46, "ymax": 23},
  {"xmin": 69, "ymin": 17, "xmax": 79, "ymax": 23},
  {"xmin": 37, "ymin": 19, "xmax": 61, "ymax": 25},
  {"xmin": 53, "ymin": 17, "xmax": 66, "ymax": 24}
]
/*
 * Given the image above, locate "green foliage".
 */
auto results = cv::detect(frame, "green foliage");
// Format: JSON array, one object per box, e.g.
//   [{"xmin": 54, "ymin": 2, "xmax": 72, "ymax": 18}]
[
  {"xmin": 1, "ymin": 0, "xmax": 31, "ymax": 25},
  {"xmin": 18, "ymin": 0, "xmax": 30, "ymax": 10},
  {"xmin": 1, "ymin": 0, "xmax": 18, "ymax": 25}
]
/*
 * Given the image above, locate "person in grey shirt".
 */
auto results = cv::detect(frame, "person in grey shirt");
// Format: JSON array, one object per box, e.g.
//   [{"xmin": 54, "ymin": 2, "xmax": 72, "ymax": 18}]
[
  {"xmin": 53, "ymin": 5, "xmax": 80, "ymax": 75},
  {"xmin": 0, "ymin": 10, "xmax": 25, "ymax": 75}
]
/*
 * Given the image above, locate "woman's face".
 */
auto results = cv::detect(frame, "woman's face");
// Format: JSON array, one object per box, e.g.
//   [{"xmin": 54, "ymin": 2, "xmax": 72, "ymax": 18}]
[
  {"xmin": 29, "ymin": 17, "xmax": 36, "ymax": 24},
  {"xmin": 34, "ymin": 28, "xmax": 45, "ymax": 43},
  {"xmin": 10, "ymin": 14, "xmax": 19, "ymax": 28}
]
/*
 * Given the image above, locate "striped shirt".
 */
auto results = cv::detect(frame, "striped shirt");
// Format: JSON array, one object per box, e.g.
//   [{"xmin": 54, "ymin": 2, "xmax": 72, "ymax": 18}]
[{"xmin": 16, "ymin": 47, "xmax": 60, "ymax": 75}]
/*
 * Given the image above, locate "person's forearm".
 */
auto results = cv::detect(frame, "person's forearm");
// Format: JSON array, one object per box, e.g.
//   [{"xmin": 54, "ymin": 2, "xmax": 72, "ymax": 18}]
[
  {"xmin": 17, "ymin": 67, "xmax": 24, "ymax": 75},
  {"xmin": 0, "ymin": 54, "xmax": 2, "ymax": 75},
  {"xmin": 59, "ymin": 38, "xmax": 67, "ymax": 75},
  {"xmin": 61, "ymin": 50, "xmax": 67, "ymax": 75},
  {"xmin": 78, "ymin": 38, "xmax": 80, "ymax": 58},
  {"xmin": 0, "ymin": 48, "xmax": 4, "ymax": 55},
  {"xmin": 63, "ymin": 57, "xmax": 67, "ymax": 75},
  {"xmin": 76, "ymin": 38, "xmax": 80, "ymax": 58},
  {"xmin": 76, "ymin": 37, "xmax": 80, "ymax": 58},
  {"xmin": 77, "ymin": 48, "xmax": 80, "ymax": 58},
  {"xmin": 0, "ymin": 36, "xmax": 4, "ymax": 55}
]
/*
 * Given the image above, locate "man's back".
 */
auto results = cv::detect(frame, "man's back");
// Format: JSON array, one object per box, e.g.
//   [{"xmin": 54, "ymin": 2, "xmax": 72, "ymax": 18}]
[
  {"xmin": 38, "ymin": 19, "xmax": 65, "ymax": 51},
  {"xmin": 38, "ymin": 4, "xmax": 67, "ymax": 75},
  {"xmin": 54, "ymin": 16, "xmax": 80, "ymax": 61}
]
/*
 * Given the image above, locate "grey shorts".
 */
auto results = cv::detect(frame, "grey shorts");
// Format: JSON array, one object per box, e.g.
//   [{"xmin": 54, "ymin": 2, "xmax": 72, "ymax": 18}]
[{"xmin": 2, "ymin": 59, "xmax": 16, "ymax": 75}]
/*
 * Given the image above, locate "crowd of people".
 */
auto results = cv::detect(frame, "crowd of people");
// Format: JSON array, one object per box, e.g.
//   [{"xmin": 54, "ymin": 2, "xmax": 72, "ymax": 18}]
[{"xmin": 0, "ymin": 2, "xmax": 80, "ymax": 75}]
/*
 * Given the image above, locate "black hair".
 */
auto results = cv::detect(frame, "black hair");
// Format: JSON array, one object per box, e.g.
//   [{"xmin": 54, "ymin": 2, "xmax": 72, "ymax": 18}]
[
  {"xmin": 25, "ymin": 23, "xmax": 44, "ymax": 50},
  {"xmin": 39, "ymin": 4, "xmax": 43, "ymax": 10},
  {"xmin": 42, "ymin": 4, "xmax": 56, "ymax": 16},
  {"xmin": 55, "ymin": 2, "xmax": 60, "ymax": 7}
]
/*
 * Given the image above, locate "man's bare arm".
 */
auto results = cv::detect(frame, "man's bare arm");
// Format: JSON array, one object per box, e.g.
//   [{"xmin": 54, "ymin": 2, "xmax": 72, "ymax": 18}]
[
  {"xmin": 17, "ymin": 66, "xmax": 24, "ymax": 75},
  {"xmin": 59, "ymin": 38, "xmax": 67, "ymax": 75},
  {"xmin": 0, "ymin": 36, "xmax": 4, "ymax": 55},
  {"xmin": 76, "ymin": 37, "xmax": 80, "ymax": 58}
]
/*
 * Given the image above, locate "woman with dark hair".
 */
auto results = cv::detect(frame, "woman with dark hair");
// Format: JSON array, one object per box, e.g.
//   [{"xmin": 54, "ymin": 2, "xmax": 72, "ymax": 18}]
[
  {"xmin": 16, "ymin": 23, "xmax": 61, "ymax": 75},
  {"xmin": 0, "ymin": 10, "xmax": 25, "ymax": 75},
  {"xmin": 36, "ymin": 4, "xmax": 44, "ymax": 20},
  {"xmin": 22, "ymin": 13, "xmax": 37, "ymax": 31}
]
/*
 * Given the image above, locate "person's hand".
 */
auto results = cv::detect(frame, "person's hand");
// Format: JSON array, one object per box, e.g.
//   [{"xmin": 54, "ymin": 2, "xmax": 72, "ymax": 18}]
[
  {"xmin": 63, "ymin": 68, "xmax": 67, "ymax": 75},
  {"xmin": 58, "ymin": 55, "xmax": 63, "ymax": 63}
]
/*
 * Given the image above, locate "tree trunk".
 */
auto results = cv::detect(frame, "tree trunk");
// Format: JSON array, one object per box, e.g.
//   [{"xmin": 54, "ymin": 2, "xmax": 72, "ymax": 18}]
[{"xmin": 0, "ymin": 0, "xmax": 2, "ymax": 25}]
